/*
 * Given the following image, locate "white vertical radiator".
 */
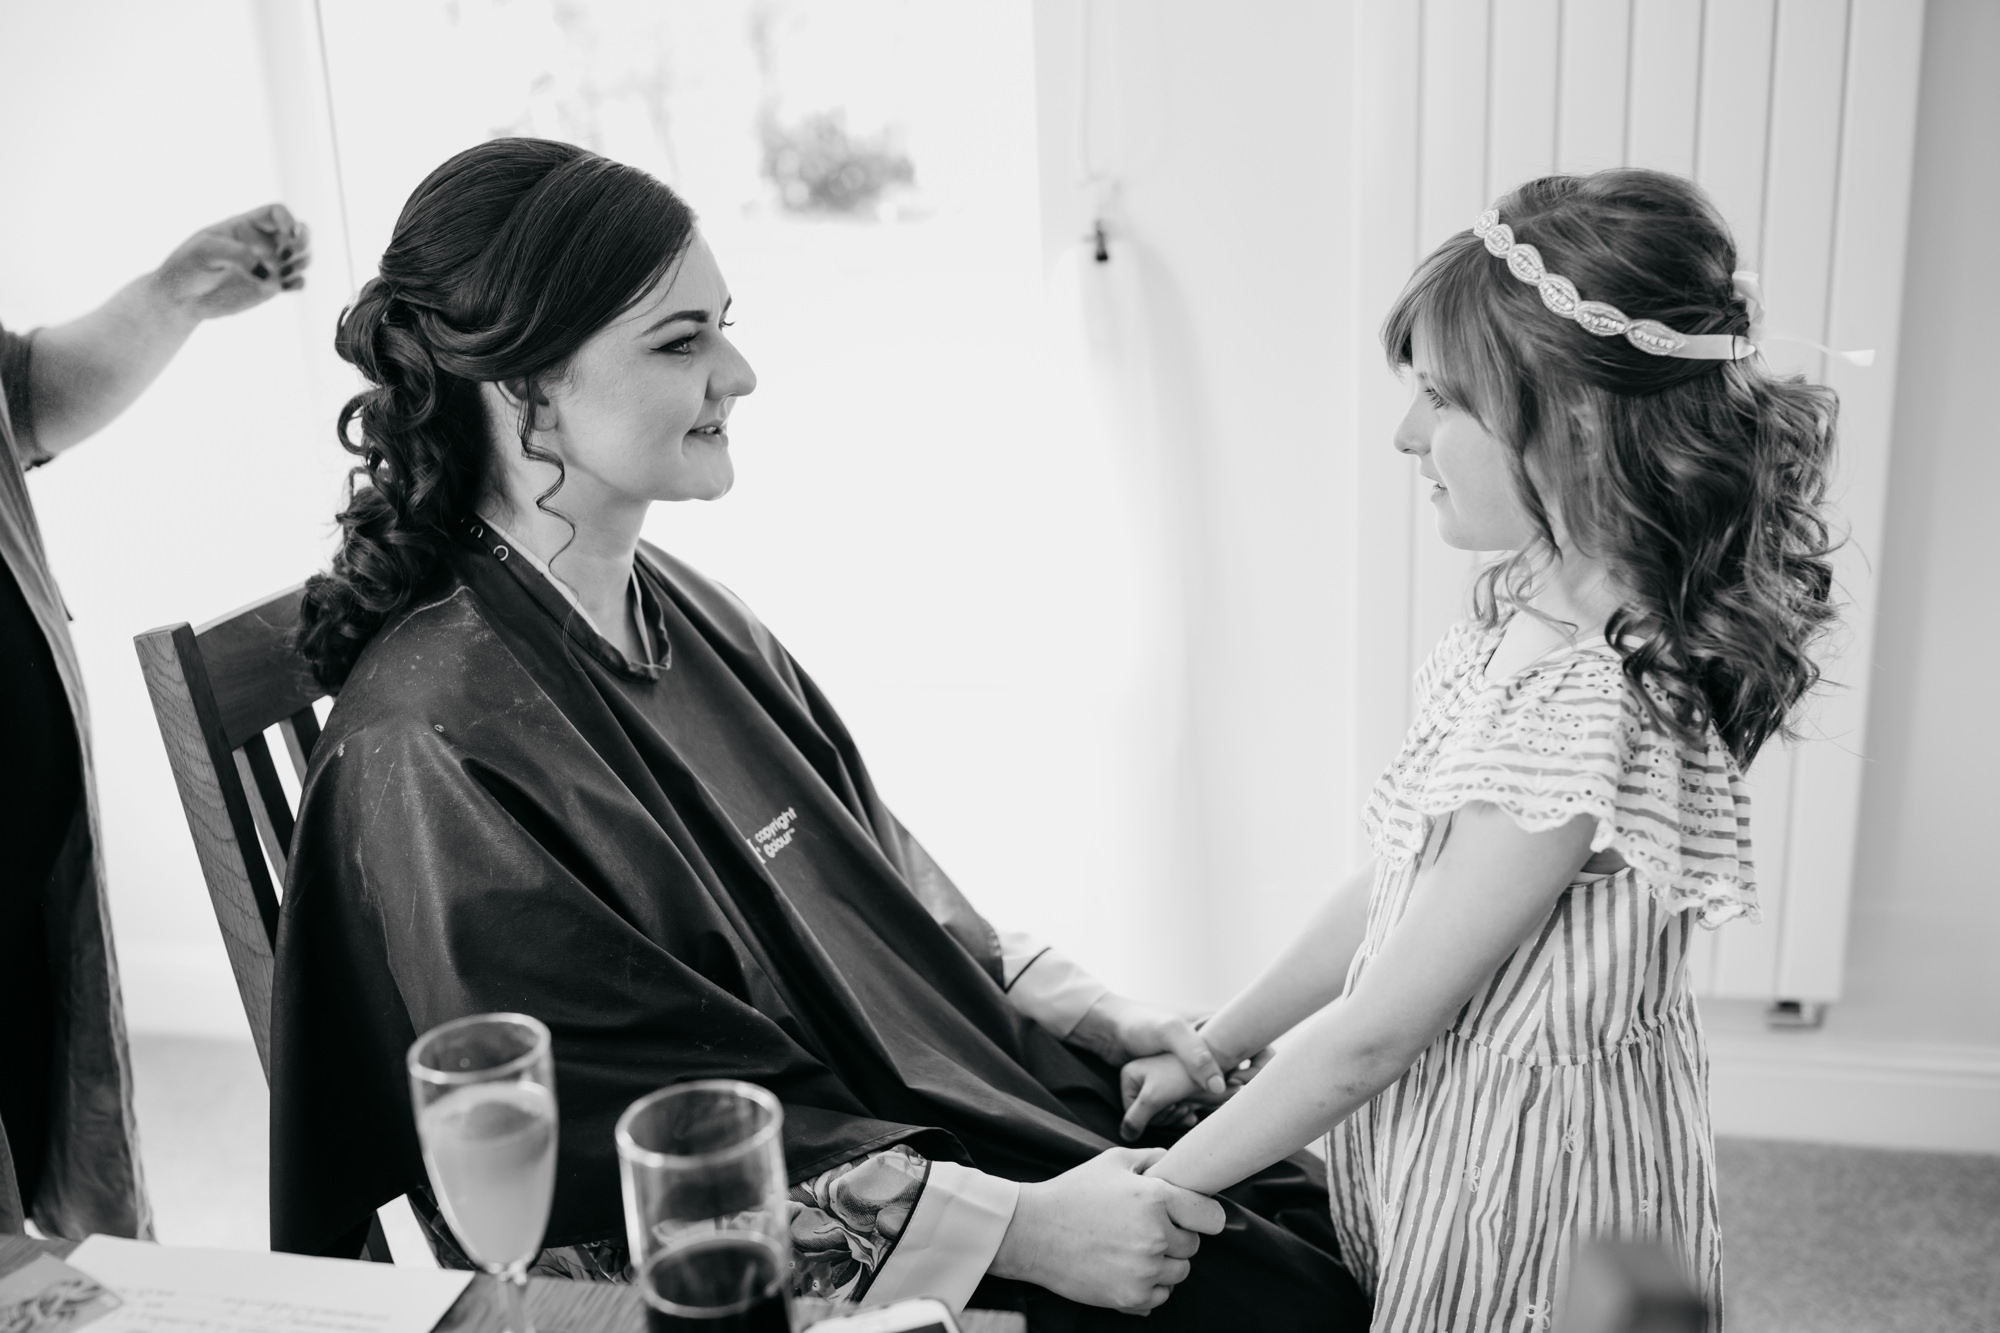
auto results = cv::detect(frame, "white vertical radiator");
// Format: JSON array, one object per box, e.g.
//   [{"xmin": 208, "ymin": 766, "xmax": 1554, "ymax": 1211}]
[{"xmin": 1342, "ymin": 0, "xmax": 1925, "ymax": 1008}]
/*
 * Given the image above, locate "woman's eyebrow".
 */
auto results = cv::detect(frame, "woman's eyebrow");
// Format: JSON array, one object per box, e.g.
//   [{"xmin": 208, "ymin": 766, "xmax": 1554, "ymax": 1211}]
[
  {"xmin": 642, "ymin": 308, "xmax": 708, "ymax": 336},
  {"xmin": 639, "ymin": 296, "xmax": 734, "ymax": 338}
]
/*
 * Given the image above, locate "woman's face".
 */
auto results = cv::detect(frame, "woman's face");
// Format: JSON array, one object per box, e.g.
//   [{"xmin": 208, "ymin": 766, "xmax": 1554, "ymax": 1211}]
[
  {"xmin": 529, "ymin": 230, "xmax": 757, "ymax": 508},
  {"xmin": 1394, "ymin": 334, "xmax": 1536, "ymax": 551}
]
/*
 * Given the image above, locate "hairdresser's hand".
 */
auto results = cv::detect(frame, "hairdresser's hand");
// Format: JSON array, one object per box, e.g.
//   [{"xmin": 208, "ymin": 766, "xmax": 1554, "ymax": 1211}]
[
  {"xmin": 153, "ymin": 203, "xmax": 312, "ymax": 320},
  {"xmin": 1069, "ymin": 993, "xmax": 1227, "ymax": 1100},
  {"xmin": 1120, "ymin": 1044, "xmax": 1273, "ymax": 1141},
  {"xmin": 990, "ymin": 1147, "xmax": 1224, "ymax": 1315}
]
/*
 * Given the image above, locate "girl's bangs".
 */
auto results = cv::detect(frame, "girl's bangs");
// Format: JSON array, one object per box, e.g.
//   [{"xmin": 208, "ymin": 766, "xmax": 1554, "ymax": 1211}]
[{"xmin": 1381, "ymin": 234, "xmax": 1518, "ymax": 438}]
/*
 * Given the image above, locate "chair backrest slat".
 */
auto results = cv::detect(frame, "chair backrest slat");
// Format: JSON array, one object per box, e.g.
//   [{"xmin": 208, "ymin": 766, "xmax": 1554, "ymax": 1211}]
[
  {"xmin": 235, "ymin": 732, "xmax": 297, "ymax": 883},
  {"xmin": 279, "ymin": 706, "xmax": 321, "ymax": 783}
]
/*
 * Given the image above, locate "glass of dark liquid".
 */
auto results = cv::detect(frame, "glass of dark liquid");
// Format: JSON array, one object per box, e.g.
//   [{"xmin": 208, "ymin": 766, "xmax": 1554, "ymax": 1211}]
[{"xmin": 617, "ymin": 1081, "xmax": 791, "ymax": 1332}]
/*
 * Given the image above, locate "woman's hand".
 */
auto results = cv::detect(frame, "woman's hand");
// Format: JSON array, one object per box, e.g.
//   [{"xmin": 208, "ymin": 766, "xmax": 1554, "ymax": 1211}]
[
  {"xmin": 1118, "ymin": 1046, "xmax": 1273, "ymax": 1141},
  {"xmin": 989, "ymin": 1147, "xmax": 1223, "ymax": 1315},
  {"xmin": 1119, "ymin": 1054, "xmax": 1199, "ymax": 1141},
  {"xmin": 1068, "ymin": 993, "xmax": 1228, "ymax": 1097},
  {"xmin": 154, "ymin": 203, "xmax": 312, "ymax": 320}
]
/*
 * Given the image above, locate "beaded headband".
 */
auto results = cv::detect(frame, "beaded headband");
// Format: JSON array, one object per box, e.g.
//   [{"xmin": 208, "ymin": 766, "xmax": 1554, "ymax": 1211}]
[{"xmin": 1471, "ymin": 206, "xmax": 1755, "ymax": 361}]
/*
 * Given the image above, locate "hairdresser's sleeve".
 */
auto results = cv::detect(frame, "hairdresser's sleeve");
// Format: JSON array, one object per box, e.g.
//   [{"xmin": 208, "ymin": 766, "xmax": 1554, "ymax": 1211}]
[{"xmin": 0, "ymin": 321, "xmax": 45, "ymax": 469}]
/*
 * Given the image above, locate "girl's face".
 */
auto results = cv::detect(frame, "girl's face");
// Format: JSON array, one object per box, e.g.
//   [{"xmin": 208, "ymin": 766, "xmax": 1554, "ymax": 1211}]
[
  {"xmin": 529, "ymin": 230, "xmax": 757, "ymax": 508},
  {"xmin": 1394, "ymin": 334, "xmax": 1536, "ymax": 551}
]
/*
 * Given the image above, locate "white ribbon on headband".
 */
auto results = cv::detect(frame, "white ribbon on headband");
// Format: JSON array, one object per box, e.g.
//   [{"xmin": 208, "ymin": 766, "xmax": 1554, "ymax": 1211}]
[
  {"xmin": 1472, "ymin": 206, "xmax": 1874, "ymax": 368},
  {"xmin": 1731, "ymin": 271, "xmax": 1875, "ymax": 367}
]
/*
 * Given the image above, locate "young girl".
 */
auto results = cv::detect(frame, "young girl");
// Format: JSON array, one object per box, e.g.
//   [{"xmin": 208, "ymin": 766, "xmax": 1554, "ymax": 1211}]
[{"xmin": 1121, "ymin": 169, "xmax": 1838, "ymax": 1328}]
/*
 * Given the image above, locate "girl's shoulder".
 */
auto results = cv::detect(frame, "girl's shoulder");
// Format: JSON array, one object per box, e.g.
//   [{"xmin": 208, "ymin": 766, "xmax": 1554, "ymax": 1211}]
[
  {"xmin": 1372, "ymin": 616, "xmax": 1756, "ymax": 926},
  {"xmin": 1411, "ymin": 612, "xmax": 1625, "ymax": 718},
  {"xmin": 1409, "ymin": 617, "xmax": 1636, "ymax": 808},
  {"xmin": 1412, "ymin": 616, "xmax": 1502, "ymax": 711}
]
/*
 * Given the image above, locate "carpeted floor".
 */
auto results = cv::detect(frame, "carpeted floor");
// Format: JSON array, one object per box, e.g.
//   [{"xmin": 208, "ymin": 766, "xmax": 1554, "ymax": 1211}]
[
  {"xmin": 1717, "ymin": 1137, "xmax": 2000, "ymax": 1332},
  {"xmin": 127, "ymin": 1036, "xmax": 2000, "ymax": 1328}
]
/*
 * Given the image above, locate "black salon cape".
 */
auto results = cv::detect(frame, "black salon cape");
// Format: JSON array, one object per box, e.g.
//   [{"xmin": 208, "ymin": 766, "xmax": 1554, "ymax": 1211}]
[{"xmin": 271, "ymin": 529, "xmax": 1367, "ymax": 1329}]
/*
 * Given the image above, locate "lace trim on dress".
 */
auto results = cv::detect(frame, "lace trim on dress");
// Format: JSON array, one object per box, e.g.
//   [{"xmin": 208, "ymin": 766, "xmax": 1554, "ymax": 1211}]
[{"xmin": 1364, "ymin": 619, "xmax": 1758, "ymax": 928}]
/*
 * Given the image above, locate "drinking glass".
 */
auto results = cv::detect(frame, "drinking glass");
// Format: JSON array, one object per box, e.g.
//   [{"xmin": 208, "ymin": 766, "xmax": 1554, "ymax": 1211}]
[
  {"xmin": 617, "ymin": 1080, "xmax": 791, "ymax": 1332},
  {"xmin": 408, "ymin": 1012, "xmax": 559, "ymax": 1333}
]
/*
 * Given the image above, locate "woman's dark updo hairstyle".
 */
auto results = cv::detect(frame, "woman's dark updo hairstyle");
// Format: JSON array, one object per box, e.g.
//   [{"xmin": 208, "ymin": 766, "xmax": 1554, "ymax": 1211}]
[
  {"xmin": 1384, "ymin": 168, "xmax": 1839, "ymax": 768},
  {"xmin": 296, "ymin": 137, "xmax": 696, "ymax": 690}
]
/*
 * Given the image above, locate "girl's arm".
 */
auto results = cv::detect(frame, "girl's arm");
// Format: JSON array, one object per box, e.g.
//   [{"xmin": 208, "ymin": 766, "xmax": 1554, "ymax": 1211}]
[
  {"xmin": 1143, "ymin": 803, "xmax": 1598, "ymax": 1195},
  {"xmin": 1117, "ymin": 866, "xmax": 1374, "ymax": 1138},
  {"xmin": 1193, "ymin": 862, "xmax": 1375, "ymax": 1071}
]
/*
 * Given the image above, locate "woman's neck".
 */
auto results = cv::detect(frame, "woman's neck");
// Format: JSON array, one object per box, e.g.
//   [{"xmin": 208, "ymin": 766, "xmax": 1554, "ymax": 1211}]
[{"xmin": 484, "ymin": 488, "xmax": 649, "ymax": 656}]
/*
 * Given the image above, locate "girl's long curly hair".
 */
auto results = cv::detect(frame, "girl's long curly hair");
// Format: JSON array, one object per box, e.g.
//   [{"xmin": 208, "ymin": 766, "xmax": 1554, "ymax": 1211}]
[
  {"xmin": 1384, "ymin": 169, "xmax": 1840, "ymax": 768},
  {"xmin": 296, "ymin": 137, "xmax": 696, "ymax": 691}
]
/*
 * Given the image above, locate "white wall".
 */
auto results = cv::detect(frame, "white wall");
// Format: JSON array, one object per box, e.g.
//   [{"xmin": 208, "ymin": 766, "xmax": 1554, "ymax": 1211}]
[
  {"xmin": 1696, "ymin": 0, "xmax": 2000, "ymax": 1154},
  {"xmin": 1032, "ymin": 0, "xmax": 1361, "ymax": 1005},
  {"xmin": 1840, "ymin": 0, "xmax": 2000, "ymax": 1053}
]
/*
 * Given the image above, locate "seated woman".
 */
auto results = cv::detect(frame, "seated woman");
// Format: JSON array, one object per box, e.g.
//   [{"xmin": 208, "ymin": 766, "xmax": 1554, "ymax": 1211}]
[{"xmin": 272, "ymin": 139, "xmax": 1366, "ymax": 1328}]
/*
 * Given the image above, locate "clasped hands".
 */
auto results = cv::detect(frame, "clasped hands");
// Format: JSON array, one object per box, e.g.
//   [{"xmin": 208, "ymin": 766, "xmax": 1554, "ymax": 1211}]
[
  {"xmin": 989, "ymin": 994, "xmax": 1268, "ymax": 1313},
  {"xmin": 1071, "ymin": 991, "xmax": 1270, "ymax": 1143}
]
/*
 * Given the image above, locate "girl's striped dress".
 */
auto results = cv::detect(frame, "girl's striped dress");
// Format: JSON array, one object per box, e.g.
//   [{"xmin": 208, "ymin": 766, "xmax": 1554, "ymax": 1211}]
[{"xmin": 1326, "ymin": 617, "xmax": 1754, "ymax": 1331}]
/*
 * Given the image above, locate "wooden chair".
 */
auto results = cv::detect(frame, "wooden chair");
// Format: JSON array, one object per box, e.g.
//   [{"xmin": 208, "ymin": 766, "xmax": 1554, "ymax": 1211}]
[{"xmin": 135, "ymin": 586, "xmax": 393, "ymax": 1264}]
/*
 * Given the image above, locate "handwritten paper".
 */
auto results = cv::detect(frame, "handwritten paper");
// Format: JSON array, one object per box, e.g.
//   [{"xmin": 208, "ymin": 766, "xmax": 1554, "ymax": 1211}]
[{"xmin": 66, "ymin": 1236, "xmax": 472, "ymax": 1333}]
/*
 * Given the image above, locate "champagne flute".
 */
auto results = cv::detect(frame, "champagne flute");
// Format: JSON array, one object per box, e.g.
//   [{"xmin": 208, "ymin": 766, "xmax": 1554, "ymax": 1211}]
[
  {"xmin": 617, "ymin": 1080, "xmax": 791, "ymax": 1332},
  {"xmin": 408, "ymin": 1012, "xmax": 559, "ymax": 1333}
]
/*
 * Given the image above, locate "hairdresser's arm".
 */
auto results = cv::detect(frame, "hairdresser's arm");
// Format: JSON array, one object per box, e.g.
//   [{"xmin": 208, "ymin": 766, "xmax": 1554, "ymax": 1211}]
[
  {"xmin": 28, "ymin": 204, "xmax": 309, "ymax": 457},
  {"xmin": 1143, "ymin": 804, "xmax": 1595, "ymax": 1195}
]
